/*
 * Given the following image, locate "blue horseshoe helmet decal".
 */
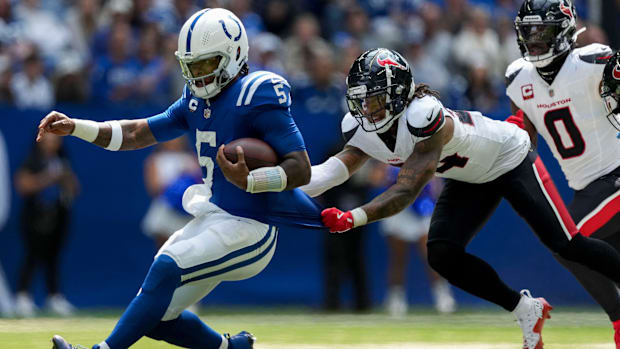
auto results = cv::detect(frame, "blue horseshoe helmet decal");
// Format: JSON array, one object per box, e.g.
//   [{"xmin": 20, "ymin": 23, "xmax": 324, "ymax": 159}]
[{"xmin": 219, "ymin": 15, "xmax": 242, "ymax": 41}]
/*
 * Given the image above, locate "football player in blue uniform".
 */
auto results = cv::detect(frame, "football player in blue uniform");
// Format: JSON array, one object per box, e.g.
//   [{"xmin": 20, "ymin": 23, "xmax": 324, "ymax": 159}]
[{"xmin": 39, "ymin": 8, "xmax": 322, "ymax": 349}]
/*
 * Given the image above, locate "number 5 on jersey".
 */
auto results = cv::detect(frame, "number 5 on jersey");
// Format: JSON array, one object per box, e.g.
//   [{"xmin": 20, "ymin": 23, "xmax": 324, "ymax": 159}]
[{"xmin": 196, "ymin": 130, "xmax": 216, "ymax": 192}]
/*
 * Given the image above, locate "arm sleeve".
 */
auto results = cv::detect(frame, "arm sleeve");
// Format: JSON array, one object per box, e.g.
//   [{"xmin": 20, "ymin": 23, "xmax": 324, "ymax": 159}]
[
  {"xmin": 251, "ymin": 106, "xmax": 306, "ymax": 157},
  {"xmin": 299, "ymin": 156, "xmax": 350, "ymax": 197},
  {"xmin": 146, "ymin": 98, "xmax": 189, "ymax": 142}
]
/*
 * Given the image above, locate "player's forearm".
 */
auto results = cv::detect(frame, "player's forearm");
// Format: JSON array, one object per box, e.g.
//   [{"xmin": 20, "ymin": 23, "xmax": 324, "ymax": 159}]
[
  {"xmin": 73, "ymin": 119, "xmax": 157, "ymax": 150},
  {"xmin": 280, "ymin": 152, "xmax": 311, "ymax": 189},
  {"xmin": 361, "ymin": 167, "xmax": 434, "ymax": 223}
]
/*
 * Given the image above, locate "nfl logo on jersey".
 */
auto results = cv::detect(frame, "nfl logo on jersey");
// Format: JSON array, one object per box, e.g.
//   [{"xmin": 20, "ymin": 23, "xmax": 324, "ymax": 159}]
[{"xmin": 204, "ymin": 108, "xmax": 211, "ymax": 119}]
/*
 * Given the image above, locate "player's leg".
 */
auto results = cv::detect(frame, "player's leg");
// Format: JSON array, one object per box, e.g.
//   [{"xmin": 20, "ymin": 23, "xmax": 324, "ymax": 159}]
[
  {"xmin": 344, "ymin": 227, "xmax": 370, "ymax": 312},
  {"xmin": 70, "ymin": 213, "xmax": 274, "ymax": 349},
  {"xmin": 426, "ymin": 178, "xmax": 523, "ymax": 311},
  {"xmin": 385, "ymin": 235, "xmax": 409, "ymax": 316},
  {"xmin": 416, "ymin": 234, "xmax": 456, "ymax": 314},
  {"xmin": 501, "ymin": 153, "xmax": 620, "ymax": 284},
  {"xmin": 562, "ymin": 167, "xmax": 620, "ymax": 347},
  {"xmin": 381, "ymin": 211, "xmax": 413, "ymax": 316},
  {"xmin": 571, "ymin": 165, "xmax": 620, "ymax": 240},
  {"xmin": 144, "ymin": 213, "xmax": 277, "ymax": 348},
  {"xmin": 16, "ymin": 224, "xmax": 40, "ymax": 317}
]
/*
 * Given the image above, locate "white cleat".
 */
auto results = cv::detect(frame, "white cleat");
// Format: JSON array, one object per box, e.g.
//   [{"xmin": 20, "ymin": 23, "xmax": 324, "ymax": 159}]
[
  {"xmin": 385, "ymin": 286, "xmax": 408, "ymax": 318},
  {"xmin": 15, "ymin": 292, "xmax": 37, "ymax": 318},
  {"xmin": 513, "ymin": 289, "xmax": 553, "ymax": 349},
  {"xmin": 47, "ymin": 294, "xmax": 76, "ymax": 316},
  {"xmin": 432, "ymin": 280, "xmax": 457, "ymax": 314}
]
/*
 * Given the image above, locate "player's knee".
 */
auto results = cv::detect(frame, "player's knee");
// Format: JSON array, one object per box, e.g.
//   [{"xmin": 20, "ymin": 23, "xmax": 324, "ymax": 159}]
[
  {"xmin": 141, "ymin": 254, "xmax": 182, "ymax": 293},
  {"xmin": 427, "ymin": 241, "xmax": 464, "ymax": 275},
  {"xmin": 557, "ymin": 233, "xmax": 586, "ymax": 261}
]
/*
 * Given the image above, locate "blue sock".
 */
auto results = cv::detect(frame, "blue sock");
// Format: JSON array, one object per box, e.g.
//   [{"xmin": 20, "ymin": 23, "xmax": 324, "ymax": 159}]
[
  {"xmin": 146, "ymin": 310, "xmax": 223, "ymax": 348},
  {"xmin": 103, "ymin": 255, "xmax": 181, "ymax": 349}
]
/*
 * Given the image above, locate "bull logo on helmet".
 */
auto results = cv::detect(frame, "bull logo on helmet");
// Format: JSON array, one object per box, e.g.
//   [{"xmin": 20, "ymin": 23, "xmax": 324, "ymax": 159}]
[
  {"xmin": 613, "ymin": 63, "xmax": 620, "ymax": 80},
  {"xmin": 377, "ymin": 55, "xmax": 406, "ymax": 70},
  {"xmin": 559, "ymin": 1, "xmax": 573, "ymax": 19}
]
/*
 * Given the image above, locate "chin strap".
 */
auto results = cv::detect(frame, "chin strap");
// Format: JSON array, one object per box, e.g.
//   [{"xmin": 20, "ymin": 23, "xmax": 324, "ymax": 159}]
[{"xmin": 573, "ymin": 27, "xmax": 586, "ymax": 42}]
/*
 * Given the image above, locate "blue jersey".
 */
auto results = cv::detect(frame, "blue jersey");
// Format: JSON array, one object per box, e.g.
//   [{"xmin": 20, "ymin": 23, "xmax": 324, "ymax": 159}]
[{"xmin": 147, "ymin": 71, "xmax": 323, "ymax": 228}]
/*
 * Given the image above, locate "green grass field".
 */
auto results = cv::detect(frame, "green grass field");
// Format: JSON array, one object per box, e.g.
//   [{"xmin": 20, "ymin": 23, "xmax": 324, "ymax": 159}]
[{"xmin": 0, "ymin": 307, "xmax": 614, "ymax": 349}]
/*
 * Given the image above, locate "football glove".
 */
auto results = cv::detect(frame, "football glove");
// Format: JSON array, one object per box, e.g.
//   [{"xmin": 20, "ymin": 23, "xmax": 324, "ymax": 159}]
[
  {"xmin": 322, "ymin": 208, "xmax": 355, "ymax": 233},
  {"xmin": 505, "ymin": 110, "xmax": 525, "ymax": 129}
]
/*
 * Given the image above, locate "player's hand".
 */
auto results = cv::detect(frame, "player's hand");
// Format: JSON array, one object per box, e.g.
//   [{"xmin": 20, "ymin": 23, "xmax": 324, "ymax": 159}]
[
  {"xmin": 37, "ymin": 111, "xmax": 75, "ymax": 142},
  {"xmin": 321, "ymin": 207, "xmax": 355, "ymax": 233},
  {"xmin": 216, "ymin": 144, "xmax": 249, "ymax": 190},
  {"xmin": 505, "ymin": 110, "xmax": 525, "ymax": 130}
]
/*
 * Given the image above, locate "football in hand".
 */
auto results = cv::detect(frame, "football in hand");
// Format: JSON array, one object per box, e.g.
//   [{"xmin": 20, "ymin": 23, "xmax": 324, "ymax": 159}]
[{"xmin": 224, "ymin": 138, "xmax": 278, "ymax": 170}]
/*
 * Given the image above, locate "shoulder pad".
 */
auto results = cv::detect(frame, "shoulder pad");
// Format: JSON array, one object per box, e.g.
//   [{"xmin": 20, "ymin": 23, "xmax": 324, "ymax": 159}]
[
  {"xmin": 578, "ymin": 44, "xmax": 613, "ymax": 64},
  {"xmin": 341, "ymin": 112, "xmax": 360, "ymax": 143},
  {"xmin": 235, "ymin": 71, "xmax": 291, "ymax": 108},
  {"xmin": 505, "ymin": 59, "xmax": 527, "ymax": 87},
  {"xmin": 406, "ymin": 96, "xmax": 445, "ymax": 138}
]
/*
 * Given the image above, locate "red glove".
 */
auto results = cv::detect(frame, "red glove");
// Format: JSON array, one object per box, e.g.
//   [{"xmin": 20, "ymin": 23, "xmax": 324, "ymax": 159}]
[
  {"xmin": 505, "ymin": 109, "xmax": 525, "ymax": 129},
  {"xmin": 321, "ymin": 207, "xmax": 354, "ymax": 233}
]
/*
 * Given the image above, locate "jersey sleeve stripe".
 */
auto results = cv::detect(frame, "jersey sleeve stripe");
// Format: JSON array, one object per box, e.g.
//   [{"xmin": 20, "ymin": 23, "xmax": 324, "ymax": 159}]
[
  {"xmin": 186, "ymin": 9, "xmax": 209, "ymax": 53},
  {"xmin": 236, "ymin": 72, "xmax": 269, "ymax": 106},
  {"xmin": 407, "ymin": 109, "xmax": 445, "ymax": 137},
  {"xmin": 505, "ymin": 67, "xmax": 522, "ymax": 88},
  {"xmin": 579, "ymin": 50, "xmax": 614, "ymax": 64},
  {"xmin": 343, "ymin": 125, "xmax": 359, "ymax": 143},
  {"xmin": 243, "ymin": 73, "xmax": 289, "ymax": 106}
]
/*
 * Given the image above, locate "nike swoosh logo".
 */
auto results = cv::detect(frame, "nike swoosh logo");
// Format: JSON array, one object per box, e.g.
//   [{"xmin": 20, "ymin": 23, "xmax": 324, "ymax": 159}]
[
  {"xmin": 426, "ymin": 113, "xmax": 433, "ymax": 121},
  {"xmin": 336, "ymin": 212, "xmax": 344, "ymax": 219}
]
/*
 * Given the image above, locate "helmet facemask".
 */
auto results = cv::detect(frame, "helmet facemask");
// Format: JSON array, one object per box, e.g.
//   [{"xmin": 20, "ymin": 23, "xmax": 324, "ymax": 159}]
[
  {"xmin": 346, "ymin": 87, "xmax": 396, "ymax": 132},
  {"xmin": 515, "ymin": 20, "xmax": 573, "ymax": 68},
  {"xmin": 177, "ymin": 53, "xmax": 231, "ymax": 99},
  {"xmin": 601, "ymin": 75, "xmax": 620, "ymax": 131}
]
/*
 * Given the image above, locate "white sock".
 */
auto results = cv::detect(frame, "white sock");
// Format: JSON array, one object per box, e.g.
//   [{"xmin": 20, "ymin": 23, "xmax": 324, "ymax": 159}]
[
  {"xmin": 98, "ymin": 341, "xmax": 111, "ymax": 349},
  {"xmin": 217, "ymin": 334, "xmax": 229, "ymax": 349}
]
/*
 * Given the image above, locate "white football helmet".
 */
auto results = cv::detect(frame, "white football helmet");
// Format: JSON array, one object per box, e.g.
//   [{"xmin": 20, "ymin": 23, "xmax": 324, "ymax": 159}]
[{"xmin": 176, "ymin": 8, "xmax": 249, "ymax": 99}]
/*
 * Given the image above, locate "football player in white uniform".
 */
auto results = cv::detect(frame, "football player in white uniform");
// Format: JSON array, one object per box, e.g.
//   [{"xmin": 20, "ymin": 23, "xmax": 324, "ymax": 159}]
[
  {"xmin": 506, "ymin": 0, "xmax": 620, "ymax": 346},
  {"xmin": 301, "ymin": 48, "xmax": 620, "ymax": 349}
]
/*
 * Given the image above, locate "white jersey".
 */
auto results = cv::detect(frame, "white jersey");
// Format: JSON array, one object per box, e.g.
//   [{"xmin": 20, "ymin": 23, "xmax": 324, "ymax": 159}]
[
  {"xmin": 342, "ymin": 95, "xmax": 531, "ymax": 184},
  {"xmin": 506, "ymin": 44, "xmax": 620, "ymax": 190}
]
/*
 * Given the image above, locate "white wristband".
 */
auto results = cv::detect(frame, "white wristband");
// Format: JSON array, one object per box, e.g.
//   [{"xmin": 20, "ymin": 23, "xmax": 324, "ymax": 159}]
[
  {"xmin": 246, "ymin": 166, "xmax": 287, "ymax": 193},
  {"xmin": 350, "ymin": 207, "xmax": 368, "ymax": 227},
  {"xmin": 71, "ymin": 119, "xmax": 99, "ymax": 142},
  {"xmin": 105, "ymin": 120, "xmax": 123, "ymax": 151}
]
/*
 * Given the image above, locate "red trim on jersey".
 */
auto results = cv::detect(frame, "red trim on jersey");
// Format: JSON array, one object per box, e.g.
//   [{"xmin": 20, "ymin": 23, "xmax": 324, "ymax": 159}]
[
  {"xmin": 424, "ymin": 109, "xmax": 444, "ymax": 135},
  {"xmin": 578, "ymin": 193, "xmax": 620, "ymax": 237},
  {"xmin": 533, "ymin": 157, "xmax": 579, "ymax": 237}
]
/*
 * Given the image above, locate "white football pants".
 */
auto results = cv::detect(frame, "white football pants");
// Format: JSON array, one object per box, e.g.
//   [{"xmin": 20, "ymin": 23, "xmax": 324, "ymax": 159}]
[{"xmin": 155, "ymin": 204, "xmax": 277, "ymax": 321}]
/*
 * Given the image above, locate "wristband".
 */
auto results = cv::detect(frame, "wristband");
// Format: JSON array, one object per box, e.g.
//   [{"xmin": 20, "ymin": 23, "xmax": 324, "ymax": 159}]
[
  {"xmin": 350, "ymin": 207, "xmax": 368, "ymax": 227},
  {"xmin": 105, "ymin": 120, "xmax": 123, "ymax": 151},
  {"xmin": 71, "ymin": 119, "xmax": 99, "ymax": 142},
  {"xmin": 246, "ymin": 166, "xmax": 287, "ymax": 193}
]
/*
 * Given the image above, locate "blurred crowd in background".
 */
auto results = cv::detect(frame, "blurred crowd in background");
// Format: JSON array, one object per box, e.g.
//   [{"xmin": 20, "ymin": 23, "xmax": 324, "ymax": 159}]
[{"xmin": 0, "ymin": 0, "xmax": 616, "ymax": 115}]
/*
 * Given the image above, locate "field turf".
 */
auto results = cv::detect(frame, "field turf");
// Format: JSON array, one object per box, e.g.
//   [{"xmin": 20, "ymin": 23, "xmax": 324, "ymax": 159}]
[{"xmin": 0, "ymin": 307, "xmax": 614, "ymax": 348}]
